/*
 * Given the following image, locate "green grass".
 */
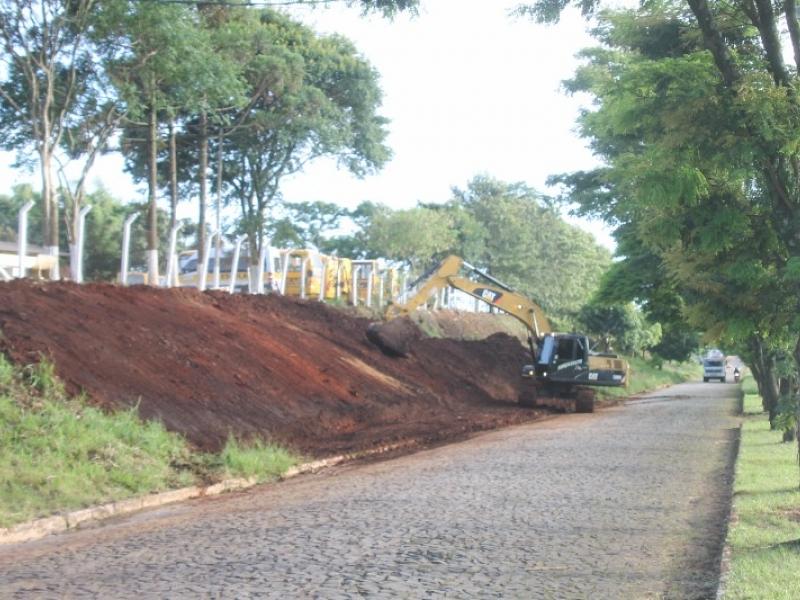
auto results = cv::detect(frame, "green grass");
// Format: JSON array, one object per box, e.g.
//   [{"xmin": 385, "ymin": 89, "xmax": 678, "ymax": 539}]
[
  {"xmin": 723, "ymin": 384, "xmax": 800, "ymax": 599},
  {"xmin": 220, "ymin": 436, "xmax": 297, "ymax": 480},
  {"xmin": 0, "ymin": 354, "xmax": 298, "ymax": 528}
]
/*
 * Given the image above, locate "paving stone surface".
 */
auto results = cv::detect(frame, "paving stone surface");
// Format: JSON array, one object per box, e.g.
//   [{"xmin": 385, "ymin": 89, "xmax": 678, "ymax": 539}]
[{"xmin": 0, "ymin": 381, "xmax": 739, "ymax": 599}]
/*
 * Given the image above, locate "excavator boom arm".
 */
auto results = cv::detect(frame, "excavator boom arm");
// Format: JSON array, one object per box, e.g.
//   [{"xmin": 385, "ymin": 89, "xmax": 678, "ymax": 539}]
[
  {"xmin": 386, "ymin": 255, "xmax": 463, "ymax": 318},
  {"xmin": 444, "ymin": 276, "xmax": 551, "ymax": 339},
  {"xmin": 387, "ymin": 256, "xmax": 551, "ymax": 339}
]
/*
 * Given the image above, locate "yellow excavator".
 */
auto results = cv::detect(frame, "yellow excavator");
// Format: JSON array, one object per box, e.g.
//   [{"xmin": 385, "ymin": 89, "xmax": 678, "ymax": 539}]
[{"xmin": 384, "ymin": 255, "xmax": 629, "ymax": 413}]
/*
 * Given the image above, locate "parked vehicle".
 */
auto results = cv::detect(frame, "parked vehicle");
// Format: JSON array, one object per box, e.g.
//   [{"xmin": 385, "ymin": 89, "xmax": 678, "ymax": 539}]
[{"xmin": 703, "ymin": 354, "xmax": 726, "ymax": 382}]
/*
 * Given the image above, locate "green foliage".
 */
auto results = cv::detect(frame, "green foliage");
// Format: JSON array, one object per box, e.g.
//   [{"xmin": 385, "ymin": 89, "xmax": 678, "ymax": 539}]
[
  {"xmin": 0, "ymin": 184, "xmax": 43, "ymax": 244},
  {"xmin": 0, "ymin": 354, "xmax": 194, "ymax": 527},
  {"xmin": 212, "ymin": 8, "xmax": 391, "ymax": 257},
  {"xmin": 359, "ymin": 175, "xmax": 611, "ymax": 324},
  {"xmin": 451, "ymin": 176, "xmax": 611, "ymax": 323},
  {"xmin": 0, "ymin": 354, "xmax": 298, "ymax": 528},
  {"xmin": 548, "ymin": 4, "xmax": 800, "ymax": 409},
  {"xmin": 0, "ymin": 181, "xmax": 190, "ymax": 282},
  {"xmin": 651, "ymin": 323, "xmax": 700, "ymax": 362},
  {"xmin": 578, "ymin": 302, "xmax": 661, "ymax": 355},
  {"xmin": 365, "ymin": 206, "xmax": 458, "ymax": 272},
  {"xmin": 220, "ymin": 436, "xmax": 297, "ymax": 480},
  {"xmin": 267, "ymin": 201, "xmax": 350, "ymax": 250},
  {"xmin": 774, "ymin": 395, "xmax": 799, "ymax": 438}
]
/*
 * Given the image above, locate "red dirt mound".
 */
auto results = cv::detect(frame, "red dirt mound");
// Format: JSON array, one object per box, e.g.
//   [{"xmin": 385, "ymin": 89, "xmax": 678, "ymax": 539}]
[{"xmin": 0, "ymin": 280, "xmax": 543, "ymax": 457}]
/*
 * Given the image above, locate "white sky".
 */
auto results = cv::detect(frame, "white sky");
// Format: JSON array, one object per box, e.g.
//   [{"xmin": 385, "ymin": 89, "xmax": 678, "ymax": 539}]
[{"xmin": 0, "ymin": 1, "xmax": 615, "ymax": 249}]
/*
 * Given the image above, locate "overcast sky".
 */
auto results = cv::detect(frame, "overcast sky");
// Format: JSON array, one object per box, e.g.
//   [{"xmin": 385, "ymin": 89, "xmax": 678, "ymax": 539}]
[
  {"xmin": 0, "ymin": 1, "xmax": 615, "ymax": 249},
  {"xmin": 282, "ymin": 0, "xmax": 613, "ymax": 247}
]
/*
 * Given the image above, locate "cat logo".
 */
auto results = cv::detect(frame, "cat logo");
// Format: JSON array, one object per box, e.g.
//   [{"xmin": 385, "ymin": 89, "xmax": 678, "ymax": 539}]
[{"xmin": 476, "ymin": 288, "xmax": 502, "ymax": 303}]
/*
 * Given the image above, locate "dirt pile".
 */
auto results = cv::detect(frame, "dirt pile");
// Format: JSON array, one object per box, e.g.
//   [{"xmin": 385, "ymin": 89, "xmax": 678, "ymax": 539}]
[
  {"xmin": 0, "ymin": 280, "xmax": 542, "ymax": 457},
  {"xmin": 365, "ymin": 317, "xmax": 421, "ymax": 357}
]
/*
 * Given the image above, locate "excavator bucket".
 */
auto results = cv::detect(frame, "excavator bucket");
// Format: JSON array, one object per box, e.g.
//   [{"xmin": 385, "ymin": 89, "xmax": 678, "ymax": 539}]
[{"xmin": 366, "ymin": 317, "xmax": 421, "ymax": 357}]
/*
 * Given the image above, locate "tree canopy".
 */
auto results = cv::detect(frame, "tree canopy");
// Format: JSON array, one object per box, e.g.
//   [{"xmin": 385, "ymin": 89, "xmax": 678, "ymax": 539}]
[
  {"xmin": 0, "ymin": 0, "xmax": 416, "ymax": 282},
  {"xmin": 531, "ymin": 0, "xmax": 800, "ymax": 432}
]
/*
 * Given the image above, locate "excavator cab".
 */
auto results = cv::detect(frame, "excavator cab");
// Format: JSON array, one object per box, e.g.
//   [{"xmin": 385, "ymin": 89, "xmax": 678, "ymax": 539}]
[
  {"xmin": 522, "ymin": 332, "xmax": 627, "ymax": 388},
  {"xmin": 522, "ymin": 334, "xmax": 589, "ymax": 382}
]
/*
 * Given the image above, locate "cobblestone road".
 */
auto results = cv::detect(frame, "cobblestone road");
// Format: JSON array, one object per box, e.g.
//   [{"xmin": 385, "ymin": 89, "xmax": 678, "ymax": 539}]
[{"xmin": 0, "ymin": 381, "xmax": 739, "ymax": 599}]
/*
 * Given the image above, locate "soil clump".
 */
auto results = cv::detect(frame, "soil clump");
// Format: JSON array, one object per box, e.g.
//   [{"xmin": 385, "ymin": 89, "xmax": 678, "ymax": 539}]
[
  {"xmin": 366, "ymin": 316, "xmax": 421, "ymax": 357},
  {"xmin": 0, "ymin": 280, "xmax": 543, "ymax": 457}
]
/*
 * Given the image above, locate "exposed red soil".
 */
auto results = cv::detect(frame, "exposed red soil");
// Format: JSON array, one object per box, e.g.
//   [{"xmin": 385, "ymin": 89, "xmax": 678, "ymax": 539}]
[{"xmin": 0, "ymin": 280, "xmax": 545, "ymax": 457}]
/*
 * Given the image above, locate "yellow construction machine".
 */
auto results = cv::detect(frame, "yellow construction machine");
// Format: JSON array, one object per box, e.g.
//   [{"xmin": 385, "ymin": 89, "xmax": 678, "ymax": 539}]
[{"xmin": 385, "ymin": 255, "xmax": 629, "ymax": 413}]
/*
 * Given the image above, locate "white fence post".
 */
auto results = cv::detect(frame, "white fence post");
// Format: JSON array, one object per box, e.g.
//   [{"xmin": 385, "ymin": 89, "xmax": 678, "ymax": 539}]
[
  {"xmin": 120, "ymin": 213, "xmax": 139, "ymax": 286},
  {"xmin": 165, "ymin": 223, "xmax": 181, "ymax": 288},
  {"xmin": 300, "ymin": 257, "xmax": 309, "ymax": 299},
  {"xmin": 336, "ymin": 262, "xmax": 342, "ymax": 300},
  {"xmin": 212, "ymin": 238, "xmax": 222, "ymax": 290},
  {"xmin": 229, "ymin": 234, "xmax": 245, "ymax": 294},
  {"xmin": 198, "ymin": 230, "xmax": 216, "ymax": 292},
  {"xmin": 280, "ymin": 252, "xmax": 290, "ymax": 295},
  {"xmin": 256, "ymin": 243, "xmax": 268, "ymax": 294},
  {"xmin": 352, "ymin": 266, "xmax": 361, "ymax": 307},
  {"xmin": 16, "ymin": 200, "xmax": 35, "ymax": 278},
  {"xmin": 401, "ymin": 270, "xmax": 409, "ymax": 303},
  {"xmin": 74, "ymin": 205, "xmax": 92, "ymax": 283},
  {"xmin": 366, "ymin": 264, "xmax": 373, "ymax": 308},
  {"xmin": 318, "ymin": 261, "xmax": 326, "ymax": 301},
  {"xmin": 378, "ymin": 271, "xmax": 385, "ymax": 308},
  {"xmin": 265, "ymin": 246, "xmax": 275, "ymax": 292}
]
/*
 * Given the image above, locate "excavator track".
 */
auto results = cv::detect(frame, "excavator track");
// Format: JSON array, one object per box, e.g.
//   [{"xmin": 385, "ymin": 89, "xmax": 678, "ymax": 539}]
[
  {"xmin": 574, "ymin": 388, "xmax": 596, "ymax": 413},
  {"xmin": 518, "ymin": 382, "xmax": 595, "ymax": 413}
]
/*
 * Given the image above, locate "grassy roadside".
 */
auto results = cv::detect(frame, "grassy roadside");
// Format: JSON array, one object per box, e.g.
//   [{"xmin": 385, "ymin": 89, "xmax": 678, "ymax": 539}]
[
  {"xmin": 0, "ymin": 355, "xmax": 298, "ymax": 529},
  {"xmin": 597, "ymin": 355, "xmax": 703, "ymax": 400},
  {"xmin": 723, "ymin": 378, "xmax": 800, "ymax": 599}
]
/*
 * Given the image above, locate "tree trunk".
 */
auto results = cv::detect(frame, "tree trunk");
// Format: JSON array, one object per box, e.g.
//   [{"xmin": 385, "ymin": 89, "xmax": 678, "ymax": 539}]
[
  {"xmin": 68, "ymin": 193, "xmax": 81, "ymax": 281},
  {"xmin": 763, "ymin": 362, "xmax": 781, "ymax": 428},
  {"xmin": 39, "ymin": 69, "xmax": 60, "ymax": 280},
  {"xmin": 686, "ymin": 0, "xmax": 742, "ymax": 88},
  {"xmin": 247, "ymin": 230, "xmax": 258, "ymax": 293},
  {"xmin": 751, "ymin": 0, "xmax": 791, "ymax": 87},
  {"xmin": 792, "ymin": 337, "xmax": 800, "ymax": 475},
  {"xmin": 169, "ymin": 120, "xmax": 178, "ymax": 231},
  {"xmin": 147, "ymin": 100, "xmax": 160, "ymax": 285},
  {"xmin": 214, "ymin": 127, "xmax": 224, "ymax": 287},
  {"xmin": 39, "ymin": 144, "xmax": 60, "ymax": 280},
  {"xmin": 749, "ymin": 336, "xmax": 780, "ymax": 422},
  {"xmin": 198, "ymin": 111, "xmax": 209, "ymax": 271}
]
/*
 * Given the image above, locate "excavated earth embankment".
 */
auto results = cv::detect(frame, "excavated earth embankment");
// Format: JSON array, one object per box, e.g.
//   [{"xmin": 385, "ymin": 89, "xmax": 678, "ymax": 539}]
[{"xmin": 0, "ymin": 280, "xmax": 545, "ymax": 457}]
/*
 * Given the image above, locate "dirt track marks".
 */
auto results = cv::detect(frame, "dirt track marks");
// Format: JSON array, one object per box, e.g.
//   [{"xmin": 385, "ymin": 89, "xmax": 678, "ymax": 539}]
[{"xmin": 0, "ymin": 381, "xmax": 738, "ymax": 598}]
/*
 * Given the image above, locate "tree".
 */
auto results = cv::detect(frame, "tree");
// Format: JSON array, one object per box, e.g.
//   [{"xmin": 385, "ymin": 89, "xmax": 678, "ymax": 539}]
[
  {"xmin": 0, "ymin": 185, "xmax": 44, "ymax": 245},
  {"xmin": 112, "ymin": 1, "xmax": 244, "ymax": 284},
  {"xmin": 529, "ymin": 1, "xmax": 800, "ymax": 455},
  {"xmin": 448, "ymin": 176, "xmax": 611, "ymax": 325},
  {"xmin": 219, "ymin": 10, "xmax": 391, "ymax": 284},
  {"xmin": 266, "ymin": 200, "xmax": 349, "ymax": 249},
  {"xmin": 591, "ymin": 224, "xmax": 700, "ymax": 361},
  {"xmin": 577, "ymin": 302, "xmax": 661, "ymax": 355},
  {"xmin": 0, "ymin": 0, "xmax": 126, "ymax": 279},
  {"xmin": 365, "ymin": 206, "xmax": 458, "ymax": 272},
  {"xmin": 320, "ymin": 200, "xmax": 386, "ymax": 257}
]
